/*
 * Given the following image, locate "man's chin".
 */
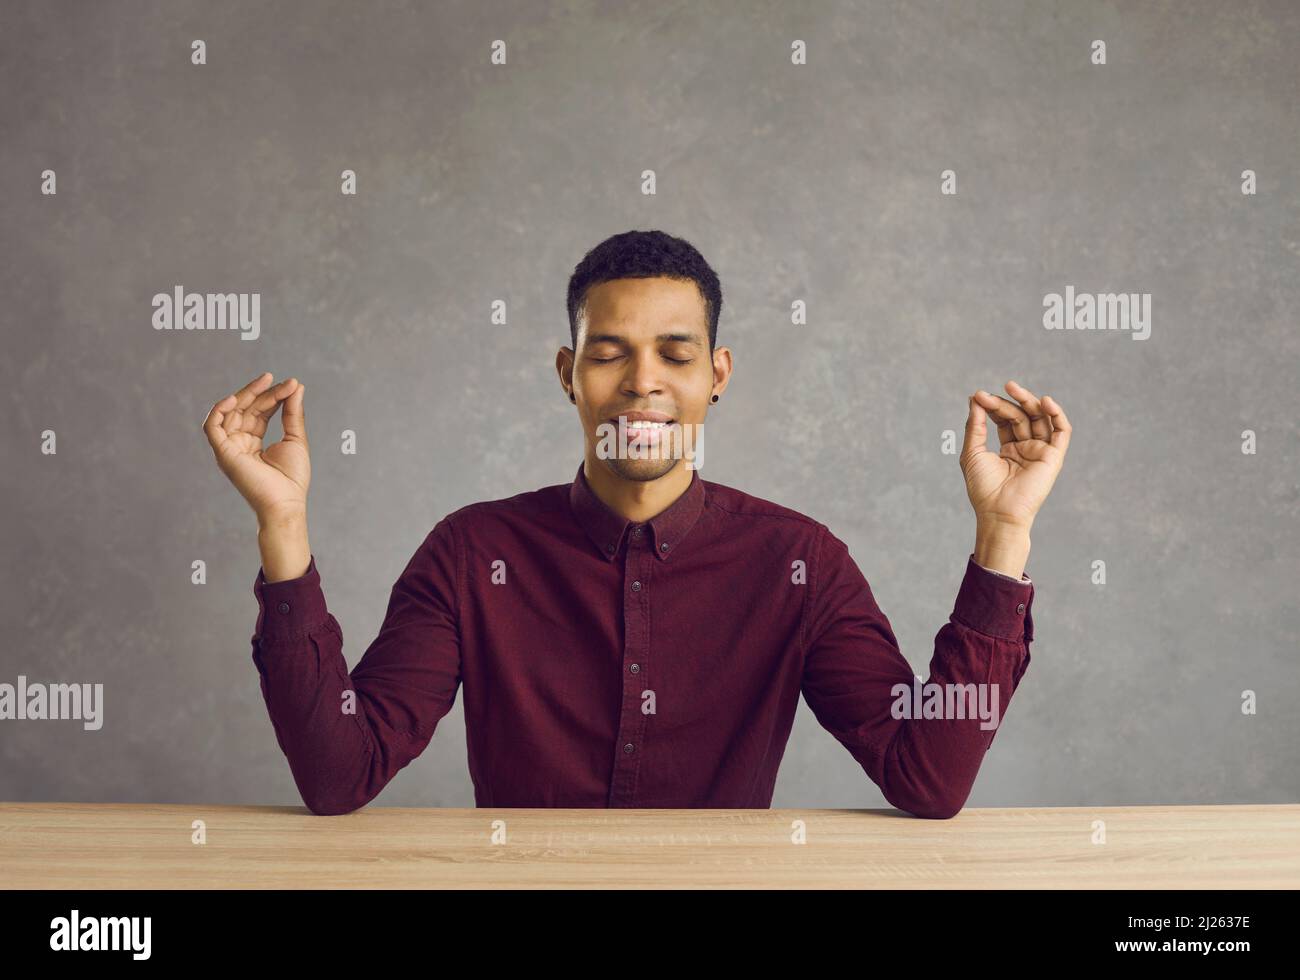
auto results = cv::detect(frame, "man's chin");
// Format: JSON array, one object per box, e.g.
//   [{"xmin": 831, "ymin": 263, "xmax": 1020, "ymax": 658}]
[{"xmin": 603, "ymin": 456, "xmax": 680, "ymax": 483}]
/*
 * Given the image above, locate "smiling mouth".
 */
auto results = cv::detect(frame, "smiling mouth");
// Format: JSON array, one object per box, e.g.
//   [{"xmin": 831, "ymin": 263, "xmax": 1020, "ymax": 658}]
[
  {"xmin": 610, "ymin": 418, "xmax": 674, "ymax": 428},
  {"xmin": 606, "ymin": 415, "xmax": 680, "ymax": 441}
]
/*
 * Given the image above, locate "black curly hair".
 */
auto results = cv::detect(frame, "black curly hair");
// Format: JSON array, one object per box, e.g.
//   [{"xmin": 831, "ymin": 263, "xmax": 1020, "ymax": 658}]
[{"xmin": 566, "ymin": 229, "xmax": 723, "ymax": 353}]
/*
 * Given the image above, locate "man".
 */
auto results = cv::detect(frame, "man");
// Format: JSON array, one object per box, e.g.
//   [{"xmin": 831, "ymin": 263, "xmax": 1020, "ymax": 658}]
[{"xmin": 203, "ymin": 229, "xmax": 1071, "ymax": 817}]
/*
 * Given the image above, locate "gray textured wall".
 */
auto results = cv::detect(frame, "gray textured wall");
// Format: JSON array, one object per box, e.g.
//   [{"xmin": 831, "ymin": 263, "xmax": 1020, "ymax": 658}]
[{"xmin": 2, "ymin": 0, "xmax": 1297, "ymax": 811}]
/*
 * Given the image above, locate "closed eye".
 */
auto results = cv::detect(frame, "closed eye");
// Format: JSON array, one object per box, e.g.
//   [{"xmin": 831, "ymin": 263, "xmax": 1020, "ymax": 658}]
[{"xmin": 588, "ymin": 355, "xmax": 693, "ymax": 364}]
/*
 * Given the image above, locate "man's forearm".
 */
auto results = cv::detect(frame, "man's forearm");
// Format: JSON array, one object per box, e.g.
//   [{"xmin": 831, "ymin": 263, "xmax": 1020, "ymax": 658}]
[
  {"xmin": 972, "ymin": 520, "xmax": 1031, "ymax": 580},
  {"xmin": 257, "ymin": 511, "xmax": 311, "ymax": 583}
]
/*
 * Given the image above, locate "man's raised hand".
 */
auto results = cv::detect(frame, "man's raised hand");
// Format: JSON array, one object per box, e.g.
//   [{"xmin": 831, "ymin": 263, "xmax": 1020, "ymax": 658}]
[
  {"xmin": 203, "ymin": 372, "xmax": 311, "ymax": 523},
  {"xmin": 960, "ymin": 380, "xmax": 1071, "ymax": 531}
]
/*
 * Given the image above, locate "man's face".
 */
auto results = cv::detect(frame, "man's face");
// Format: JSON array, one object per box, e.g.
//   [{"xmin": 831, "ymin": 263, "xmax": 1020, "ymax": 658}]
[{"xmin": 560, "ymin": 276, "xmax": 729, "ymax": 482}]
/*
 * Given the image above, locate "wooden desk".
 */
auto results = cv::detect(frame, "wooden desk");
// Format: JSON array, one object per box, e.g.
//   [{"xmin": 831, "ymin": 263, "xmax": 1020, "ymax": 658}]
[{"xmin": 1, "ymin": 802, "xmax": 1296, "ymax": 888}]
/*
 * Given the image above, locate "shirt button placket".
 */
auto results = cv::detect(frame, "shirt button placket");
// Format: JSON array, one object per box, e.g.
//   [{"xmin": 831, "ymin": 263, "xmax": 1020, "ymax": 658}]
[{"xmin": 610, "ymin": 524, "xmax": 650, "ymax": 807}]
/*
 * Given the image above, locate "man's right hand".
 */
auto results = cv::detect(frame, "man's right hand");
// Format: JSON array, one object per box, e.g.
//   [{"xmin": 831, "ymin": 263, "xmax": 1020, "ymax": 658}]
[{"xmin": 203, "ymin": 371, "xmax": 311, "ymax": 524}]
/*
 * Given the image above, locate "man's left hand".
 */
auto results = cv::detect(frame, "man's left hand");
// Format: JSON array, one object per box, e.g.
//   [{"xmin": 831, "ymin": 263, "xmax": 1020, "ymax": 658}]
[{"xmin": 960, "ymin": 380, "xmax": 1072, "ymax": 531}]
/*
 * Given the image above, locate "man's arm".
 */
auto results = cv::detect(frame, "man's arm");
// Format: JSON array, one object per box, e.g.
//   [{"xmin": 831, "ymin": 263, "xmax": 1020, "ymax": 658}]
[
  {"xmin": 250, "ymin": 518, "xmax": 463, "ymax": 815},
  {"xmin": 799, "ymin": 525, "xmax": 1034, "ymax": 819},
  {"xmin": 799, "ymin": 381, "xmax": 1065, "ymax": 817}
]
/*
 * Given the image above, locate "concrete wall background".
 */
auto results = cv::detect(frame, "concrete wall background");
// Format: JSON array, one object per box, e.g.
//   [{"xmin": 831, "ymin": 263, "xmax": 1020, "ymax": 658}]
[{"xmin": 1, "ymin": 0, "xmax": 1296, "ymax": 810}]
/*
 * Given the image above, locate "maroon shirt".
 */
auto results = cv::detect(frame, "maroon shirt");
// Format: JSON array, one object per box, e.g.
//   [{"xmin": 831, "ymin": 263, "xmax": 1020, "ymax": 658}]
[{"xmin": 251, "ymin": 462, "xmax": 1035, "ymax": 817}]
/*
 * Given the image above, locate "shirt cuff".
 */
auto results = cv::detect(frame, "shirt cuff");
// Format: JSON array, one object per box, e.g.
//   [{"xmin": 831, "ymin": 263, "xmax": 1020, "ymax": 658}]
[
  {"xmin": 974, "ymin": 560, "xmax": 1032, "ymax": 585},
  {"xmin": 253, "ymin": 554, "xmax": 330, "ymax": 639},
  {"xmin": 952, "ymin": 553, "xmax": 1035, "ymax": 641}
]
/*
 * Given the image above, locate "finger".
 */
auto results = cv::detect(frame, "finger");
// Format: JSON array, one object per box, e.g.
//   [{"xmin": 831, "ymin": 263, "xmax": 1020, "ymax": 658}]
[
  {"xmin": 1042, "ymin": 394, "xmax": 1072, "ymax": 454},
  {"xmin": 243, "ymin": 378, "xmax": 300, "ymax": 438},
  {"xmin": 220, "ymin": 402, "xmax": 249, "ymax": 438},
  {"xmin": 218, "ymin": 372, "xmax": 279, "ymax": 438},
  {"xmin": 961, "ymin": 394, "xmax": 990, "ymax": 460},
  {"xmin": 281, "ymin": 381, "xmax": 307, "ymax": 443},
  {"xmin": 1004, "ymin": 380, "xmax": 1051, "ymax": 442},
  {"xmin": 202, "ymin": 395, "xmax": 236, "ymax": 452},
  {"xmin": 247, "ymin": 376, "xmax": 296, "ymax": 415},
  {"xmin": 233, "ymin": 371, "xmax": 277, "ymax": 412},
  {"xmin": 975, "ymin": 389, "xmax": 1032, "ymax": 443},
  {"xmin": 1011, "ymin": 437, "xmax": 1054, "ymax": 463}
]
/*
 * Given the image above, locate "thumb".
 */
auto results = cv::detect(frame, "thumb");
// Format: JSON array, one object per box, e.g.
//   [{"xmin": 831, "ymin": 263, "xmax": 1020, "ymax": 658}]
[
  {"xmin": 282, "ymin": 382, "xmax": 307, "ymax": 441},
  {"xmin": 960, "ymin": 394, "xmax": 988, "ymax": 462}
]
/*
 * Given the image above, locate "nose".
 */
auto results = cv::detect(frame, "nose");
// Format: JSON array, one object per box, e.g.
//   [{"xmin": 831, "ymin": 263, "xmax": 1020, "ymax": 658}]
[{"xmin": 620, "ymin": 349, "xmax": 667, "ymax": 397}]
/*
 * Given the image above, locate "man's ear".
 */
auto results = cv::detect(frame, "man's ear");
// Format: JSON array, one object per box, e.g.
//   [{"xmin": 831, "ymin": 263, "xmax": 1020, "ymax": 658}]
[
  {"xmin": 556, "ymin": 346, "xmax": 575, "ymax": 394},
  {"xmin": 711, "ymin": 345, "xmax": 734, "ymax": 396}
]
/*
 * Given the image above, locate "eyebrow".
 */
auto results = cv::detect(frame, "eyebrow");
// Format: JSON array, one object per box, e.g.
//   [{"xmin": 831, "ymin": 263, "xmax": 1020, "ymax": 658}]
[{"xmin": 583, "ymin": 333, "xmax": 705, "ymax": 349}]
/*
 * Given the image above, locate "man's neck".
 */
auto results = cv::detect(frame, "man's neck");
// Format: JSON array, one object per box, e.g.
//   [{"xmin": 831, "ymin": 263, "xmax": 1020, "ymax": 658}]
[{"xmin": 582, "ymin": 454, "xmax": 692, "ymax": 523}]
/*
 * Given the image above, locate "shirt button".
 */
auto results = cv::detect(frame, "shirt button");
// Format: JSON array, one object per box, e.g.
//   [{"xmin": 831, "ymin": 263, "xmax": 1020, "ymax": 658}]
[
  {"xmin": 629, "ymin": 663, "xmax": 640, "ymax": 673},
  {"xmin": 623, "ymin": 743, "xmax": 635, "ymax": 754},
  {"xmin": 631, "ymin": 526, "xmax": 642, "ymax": 536},
  {"xmin": 277, "ymin": 602, "xmax": 290, "ymax": 614},
  {"xmin": 631, "ymin": 580, "xmax": 641, "ymax": 591},
  {"xmin": 1017, "ymin": 602, "xmax": 1026, "ymax": 614},
  {"xmin": 660, "ymin": 542, "xmax": 669, "ymax": 552},
  {"xmin": 606, "ymin": 544, "xmax": 615, "ymax": 554}
]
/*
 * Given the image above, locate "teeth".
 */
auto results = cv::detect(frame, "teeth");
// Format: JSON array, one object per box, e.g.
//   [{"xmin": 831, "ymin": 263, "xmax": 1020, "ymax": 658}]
[{"xmin": 623, "ymin": 419, "xmax": 668, "ymax": 428}]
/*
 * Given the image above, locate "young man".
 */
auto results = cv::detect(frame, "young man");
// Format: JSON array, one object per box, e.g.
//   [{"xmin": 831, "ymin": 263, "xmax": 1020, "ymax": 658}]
[{"xmin": 203, "ymin": 229, "xmax": 1071, "ymax": 817}]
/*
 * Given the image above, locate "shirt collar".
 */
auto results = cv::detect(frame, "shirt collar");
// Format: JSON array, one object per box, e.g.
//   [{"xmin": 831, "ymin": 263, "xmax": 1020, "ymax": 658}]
[{"xmin": 568, "ymin": 461, "xmax": 706, "ymax": 562}]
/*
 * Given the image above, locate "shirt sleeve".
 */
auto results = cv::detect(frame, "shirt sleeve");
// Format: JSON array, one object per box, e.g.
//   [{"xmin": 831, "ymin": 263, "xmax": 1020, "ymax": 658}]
[
  {"xmin": 799, "ymin": 526, "xmax": 1034, "ymax": 819},
  {"xmin": 250, "ymin": 517, "xmax": 463, "ymax": 815}
]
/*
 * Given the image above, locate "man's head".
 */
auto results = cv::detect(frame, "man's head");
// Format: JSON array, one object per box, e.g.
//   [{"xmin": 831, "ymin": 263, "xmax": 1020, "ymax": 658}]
[{"xmin": 558, "ymin": 230, "xmax": 732, "ymax": 482}]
